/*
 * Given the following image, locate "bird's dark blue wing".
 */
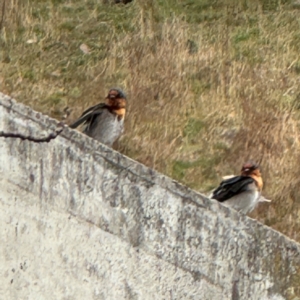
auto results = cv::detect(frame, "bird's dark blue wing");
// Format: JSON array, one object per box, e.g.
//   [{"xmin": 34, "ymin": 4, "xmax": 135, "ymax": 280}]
[
  {"xmin": 69, "ymin": 103, "xmax": 108, "ymax": 129},
  {"xmin": 212, "ymin": 176, "xmax": 255, "ymax": 202}
]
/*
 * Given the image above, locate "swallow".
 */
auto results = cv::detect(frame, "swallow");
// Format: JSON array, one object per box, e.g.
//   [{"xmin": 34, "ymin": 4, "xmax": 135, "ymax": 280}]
[
  {"xmin": 69, "ymin": 88, "xmax": 126, "ymax": 147},
  {"xmin": 212, "ymin": 174, "xmax": 271, "ymax": 203},
  {"xmin": 210, "ymin": 161, "xmax": 264, "ymax": 214}
]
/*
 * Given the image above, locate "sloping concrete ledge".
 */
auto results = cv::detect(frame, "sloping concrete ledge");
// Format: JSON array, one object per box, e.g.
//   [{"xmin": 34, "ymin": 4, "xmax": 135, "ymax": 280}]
[{"xmin": 0, "ymin": 92, "xmax": 299, "ymax": 300}]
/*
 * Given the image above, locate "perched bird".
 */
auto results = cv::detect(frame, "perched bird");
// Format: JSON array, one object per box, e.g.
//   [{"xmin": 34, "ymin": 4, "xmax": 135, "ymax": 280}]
[
  {"xmin": 69, "ymin": 88, "xmax": 127, "ymax": 147},
  {"xmin": 213, "ymin": 174, "xmax": 271, "ymax": 204},
  {"xmin": 210, "ymin": 161, "xmax": 265, "ymax": 214}
]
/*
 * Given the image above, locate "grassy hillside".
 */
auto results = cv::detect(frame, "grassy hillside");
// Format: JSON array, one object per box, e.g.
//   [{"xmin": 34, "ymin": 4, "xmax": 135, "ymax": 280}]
[{"xmin": 1, "ymin": 0, "xmax": 300, "ymax": 241}]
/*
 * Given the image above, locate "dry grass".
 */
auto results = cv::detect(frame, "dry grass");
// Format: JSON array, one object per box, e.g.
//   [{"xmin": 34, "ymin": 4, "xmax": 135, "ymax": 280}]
[{"xmin": 1, "ymin": 0, "xmax": 300, "ymax": 241}]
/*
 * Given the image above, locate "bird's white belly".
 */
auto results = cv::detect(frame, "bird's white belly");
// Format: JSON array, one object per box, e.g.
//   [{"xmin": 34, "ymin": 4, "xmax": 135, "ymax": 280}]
[
  {"xmin": 85, "ymin": 112, "xmax": 124, "ymax": 147},
  {"xmin": 223, "ymin": 190, "xmax": 260, "ymax": 214}
]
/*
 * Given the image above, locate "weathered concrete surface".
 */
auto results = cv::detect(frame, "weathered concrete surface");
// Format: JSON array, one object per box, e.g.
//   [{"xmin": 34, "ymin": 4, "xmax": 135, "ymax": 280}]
[{"xmin": 0, "ymin": 92, "xmax": 299, "ymax": 300}]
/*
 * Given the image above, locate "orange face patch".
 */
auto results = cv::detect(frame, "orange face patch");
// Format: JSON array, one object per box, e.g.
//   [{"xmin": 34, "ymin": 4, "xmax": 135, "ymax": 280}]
[
  {"xmin": 116, "ymin": 98, "xmax": 126, "ymax": 108},
  {"xmin": 107, "ymin": 96, "xmax": 126, "ymax": 109},
  {"xmin": 250, "ymin": 169, "xmax": 263, "ymax": 190},
  {"xmin": 240, "ymin": 161, "xmax": 263, "ymax": 190},
  {"xmin": 113, "ymin": 108, "xmax": 126, "ymax": 120}
]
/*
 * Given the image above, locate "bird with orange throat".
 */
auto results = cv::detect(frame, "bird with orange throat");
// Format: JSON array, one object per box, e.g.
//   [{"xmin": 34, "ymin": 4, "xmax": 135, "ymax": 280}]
[
  {"xmin": 69, "ymin": 88, "xmax": 126, "ymax": 147},
  {"xmin": 210, "ymin": 161, "xmax": 268, "ymax": 214}
]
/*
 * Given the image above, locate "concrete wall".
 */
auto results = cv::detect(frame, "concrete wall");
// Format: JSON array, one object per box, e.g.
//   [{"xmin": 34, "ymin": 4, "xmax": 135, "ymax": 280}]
[{"xmin": 0, "ymin": 92, "xmax": 299, "ymax": 300}]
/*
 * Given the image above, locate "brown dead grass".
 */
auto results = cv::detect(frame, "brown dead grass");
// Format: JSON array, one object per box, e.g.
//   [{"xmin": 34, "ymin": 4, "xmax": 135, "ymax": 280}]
[{"xmin": 1, "ymin": 0, "xmax": 300, "ymax": 241}]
